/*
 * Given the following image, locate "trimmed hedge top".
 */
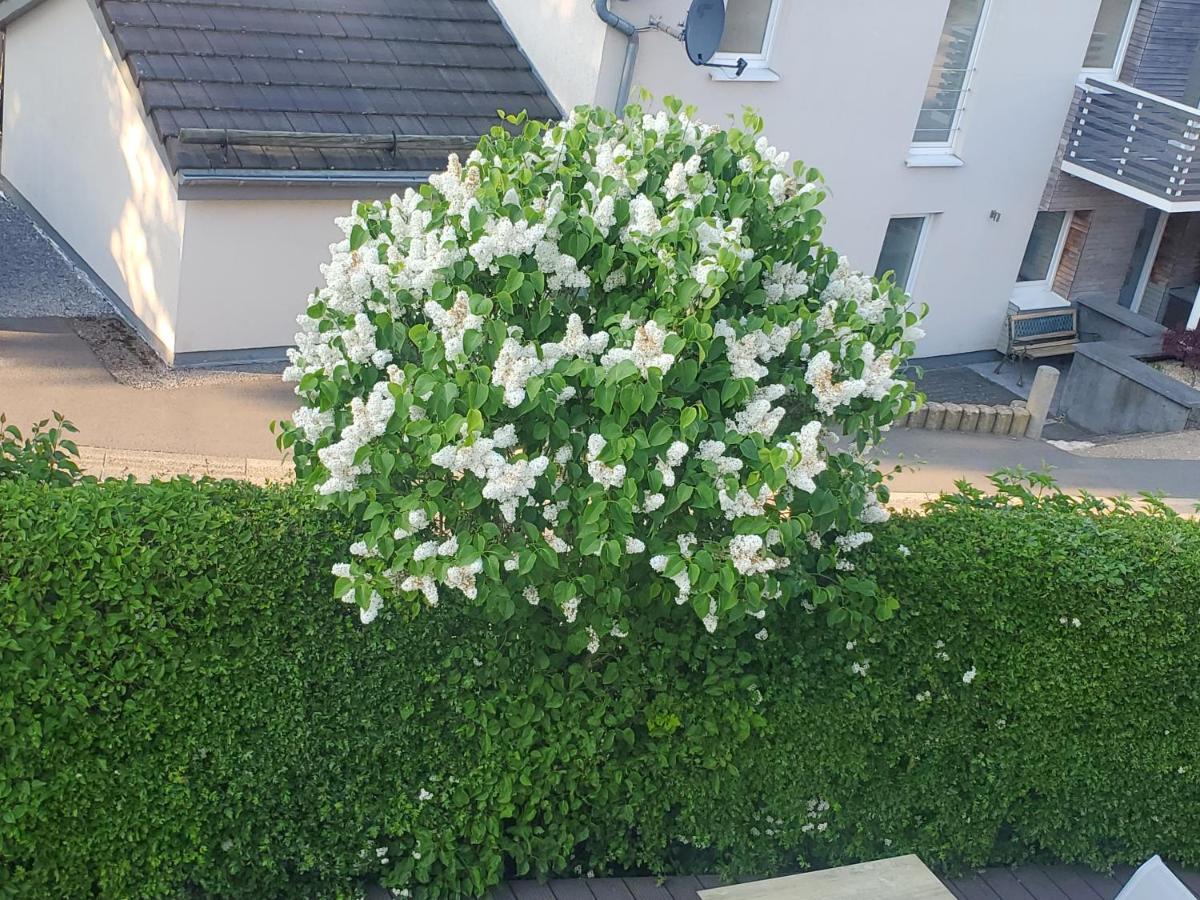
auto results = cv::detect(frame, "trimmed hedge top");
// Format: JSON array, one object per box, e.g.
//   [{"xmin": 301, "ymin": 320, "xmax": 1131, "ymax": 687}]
[{"xmin": 2, "ymin": 478, "xmax": 1199, "ymax": 898}]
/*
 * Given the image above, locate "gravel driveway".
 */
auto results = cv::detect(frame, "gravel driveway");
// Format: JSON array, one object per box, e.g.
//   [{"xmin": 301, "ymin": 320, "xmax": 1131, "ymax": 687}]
[{"xmin": 0, "ymin": 190, "xmax": 114, "ymax": 318}]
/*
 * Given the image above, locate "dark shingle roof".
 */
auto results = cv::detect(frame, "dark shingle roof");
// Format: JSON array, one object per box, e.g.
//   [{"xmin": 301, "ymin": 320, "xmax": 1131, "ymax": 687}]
[{"xmin": 93, "ymin": 0, "xmax": 561, "ymax": 173}]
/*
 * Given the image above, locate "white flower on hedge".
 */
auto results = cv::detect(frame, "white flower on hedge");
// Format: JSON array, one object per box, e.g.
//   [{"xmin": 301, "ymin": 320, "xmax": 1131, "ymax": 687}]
[
  {"xmin": 444, "ymin": 559, "xmax": 483, "ymax": 600},
  {"xmin": 586, "ymin": 626, "xmax": 601, "ymax": 654},
  {"xmin": 718, "ymin": 484, "xmax": 770, "ymax": 520},
  {"xmin": 755, "ymin": 628, "xmax": 769, "ymax": 641},
  {"xmin": 729, "ymin": 534, "xmax": 788, "ymax": 576},
  {"xmin": 623, "ymin": 193, "xmax": 661, "ymax": 241},
  {"xmin": 714, "ymin": 319, "xmax": 797, "ymax": 382},
  {"xmin": 292, "ymin": 406, "xmax": 335, "ymax": 444},
  {"xmin": 835, "ymin": 532, "xmax": 874, "ymax": 552},
  {"xmin": 851, "ymin": 660, "xmax": 870, "ymax": 676},
  {"xmin": 523, "ymin": 586, "xmax": 540, "ymax": 605},
  {"xmin": 331, "ymin": 562, "xmax": 352, "ymax": 578},
  {"xmin": 677, "ymin": 533, "xmax": 697, "ymax": 558},
  {"xmin": 727, "ymin": 384, "xmax": 787, "ymax": 439},
  {"xmin": 316, "ymin": 381, "xmax": 395, "ymax": 495},
  {"xmin": 417, "ymin": 789, "xmax": 433, "ymax": 802},
  {"xmin": 697, "ymin": 440, "xmax": 743, "ymax": 475},
  {"xmin": 962, "ymin": 667, "xmax": 977, "ymax": 685},
  {"xmin": 561, "ymin": 595, "xmax": 580, "ymax": 623},
  {"xmin": 702, "ymin": 598, "xmax": 719, "ymax": 633},
  {"xmin": 763, "ymin": 260, "xmax": 809, "ymax": 305},
  {"xmin": 625, "ymin": 537, "xmax": 646, "ymax": 554},
  {"xmin": 543, "ymin": 529, "xmax": 570, "ymax": 553},
  {"xmin": 424, "ymin": 291, "xmax": 482, "ymax": 362},
  {"xmin": 600, "ymin": 320, "xmax": 676, "ymax": 376},
  {"xmin": 860, "ymin": 491, "xmax": 890, "ymax": 524},
  {"xmin": 358, "ymin": 591, "xmax": 384, "ymax": 624},
  {"xmin": 640, "ymin": 492, "xmax": 666, "ymax": 513},
  {"xmin": 398, "ymin": 574, "xmax": 440, "ymax": 607},
  {"xmin": 897, "ymin": 544, "xmax": 911, "ymax": 557}
]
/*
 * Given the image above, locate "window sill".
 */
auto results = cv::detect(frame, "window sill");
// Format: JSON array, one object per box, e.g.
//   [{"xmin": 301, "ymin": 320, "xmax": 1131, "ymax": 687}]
[
  {"xmin": 905, "ymin": 151, "xmax": 964, "ymax": 168},
  {"xmin": 708, "ymin": 66, "xmax": 781, "ymax": 83}
]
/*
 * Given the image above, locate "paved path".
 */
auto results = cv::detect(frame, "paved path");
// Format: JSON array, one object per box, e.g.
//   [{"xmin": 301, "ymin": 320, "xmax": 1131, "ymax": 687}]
[
  {"xmin": 882, "ymin": 428, "xmax": 1199, "ymax": 501},
  {"xmin": 0, "ymin": 318, "xmax": 294, "ymax": 459}
]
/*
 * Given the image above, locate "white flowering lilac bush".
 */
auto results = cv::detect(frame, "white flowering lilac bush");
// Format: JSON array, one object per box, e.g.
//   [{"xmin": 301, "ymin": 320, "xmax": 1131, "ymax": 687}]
[{"xmin": 281, "ymin": 99, "xmax": 924, "ymax": 651}]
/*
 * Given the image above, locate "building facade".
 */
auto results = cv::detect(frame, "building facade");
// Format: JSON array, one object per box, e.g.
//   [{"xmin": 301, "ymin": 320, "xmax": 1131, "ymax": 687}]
[{"xmin": 495, "ymin": 0, "xmax": 1200, "ymax": 359}]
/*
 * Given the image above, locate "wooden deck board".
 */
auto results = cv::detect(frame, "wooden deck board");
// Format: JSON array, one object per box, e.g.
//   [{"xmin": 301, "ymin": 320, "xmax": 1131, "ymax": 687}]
[
  {"xmin": 945, "ymin": 872, "xmax": 1003, "ymax": 900},
  {"xmin": 978, "ymin": 868, "xmax": 1039, "ymax": 899},
  {"xmin": 587, "ymin": 879, "xmax": 636, "ymax": 900},
  {"xmin": 548, "ymin": 878, "xmax": 597, "ymax": 899},
  {"xmin": 622, "ymin": 877, "xmax": 675, "ymax": 900},
  {"xmin": 1009, "ymin": 866, "xmax": 1072, "ymax": 900},
  {"xmin": 1040, "ymin": 866, "xmax": 1105, "ymax": 899},
  {"xmin": 509, "ymin": 880, "xmax": 558, "ymax": 900},
  {"xmin": 663, "ymin": 875, "xmax": 704, "ymax": 900}
]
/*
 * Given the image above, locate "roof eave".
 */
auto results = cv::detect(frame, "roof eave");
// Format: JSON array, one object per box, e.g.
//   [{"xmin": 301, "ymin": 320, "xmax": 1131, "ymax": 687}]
[
  {"xmin": 0, "ymin": 0, "xmax": 50, "ymax": 27},
  {"xmin": 176, "ymin": 168, "xmax": 434, "ymax": 201}
]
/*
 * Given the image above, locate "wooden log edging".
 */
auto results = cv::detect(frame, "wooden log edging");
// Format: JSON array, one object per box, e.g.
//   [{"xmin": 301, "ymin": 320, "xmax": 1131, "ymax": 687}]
[{"xmin": 897, "ymin": 400, "xmax": 1033, "ymax": 437}]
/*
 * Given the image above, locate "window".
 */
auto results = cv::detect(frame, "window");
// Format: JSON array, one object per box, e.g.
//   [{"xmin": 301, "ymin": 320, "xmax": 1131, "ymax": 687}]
[
  {"xmin": 913, "ymin": 0, "xmax": 990, "ymax": 146},
  {"xmin": 875, "ymin": 217, "xmax": 928, "ymax": 292},
  {"xmin": 713, "ymin": 0, "xmax": 780, "ymax": 68},
  {"xmin": 1083, "ymin": 0, "xmax": 1137, "ymax": 72},
  {"xmin": 1016, "ymin": 211, "xmax": 1068, "ymax": 284}
]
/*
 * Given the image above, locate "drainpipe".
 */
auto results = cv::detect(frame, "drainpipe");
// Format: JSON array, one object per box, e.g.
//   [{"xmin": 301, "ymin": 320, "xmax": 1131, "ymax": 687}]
[{"xmin": 594, "ymin": 0, "xmax": 639, "ymax": 114}]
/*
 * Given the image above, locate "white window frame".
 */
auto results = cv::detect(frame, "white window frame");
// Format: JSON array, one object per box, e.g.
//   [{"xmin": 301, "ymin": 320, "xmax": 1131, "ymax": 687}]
[
  {"xmin": 709, "ymin": 0, "xmax": 783, "ymax": 80},
  {"xmin": 1080, "ymin": 0, "xmax": 1139, "ymax": 80},
  {"xmin": 910, "ymin": 0, "xmax": 994, "ymax": 156},
  {"xmin": 876, "ymin": 215, "xmax": 931, "ymax": 294},
  {"xmin": 1011, "ymin": 211, "xmax": 1071, "ymax": 303}
]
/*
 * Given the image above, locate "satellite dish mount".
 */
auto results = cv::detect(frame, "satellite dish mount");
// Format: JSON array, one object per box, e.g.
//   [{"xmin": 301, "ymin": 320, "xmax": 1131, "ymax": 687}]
[{"xmin": 651, "ymin": 0, "xmax": 748, "ymax": 77}]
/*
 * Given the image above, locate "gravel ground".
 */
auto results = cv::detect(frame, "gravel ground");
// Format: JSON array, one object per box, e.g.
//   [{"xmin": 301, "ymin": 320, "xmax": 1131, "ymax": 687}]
[
  {"xmin": 0, "ymin": 191, "xmax": 113, "ymax": 318},
  {"xmin": 70, "ymin": 316, "xmax": 284, "ymax": 390}
]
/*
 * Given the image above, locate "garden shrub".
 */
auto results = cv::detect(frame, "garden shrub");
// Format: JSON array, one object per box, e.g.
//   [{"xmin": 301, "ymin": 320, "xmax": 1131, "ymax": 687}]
[
  {"xmin": 0, "ymin": 412, "xmax": 87, "ymax": 486},
  {"xmin": 3, "ymin": 477, "xmax": 1200, "ymax": 898},
  {"xmin": 279, "ymin": 100, "xmax": 924, "ymax": 647}
]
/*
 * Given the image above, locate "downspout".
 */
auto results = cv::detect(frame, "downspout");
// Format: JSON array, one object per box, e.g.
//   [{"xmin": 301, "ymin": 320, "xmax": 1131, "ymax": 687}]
[{"xmin": 594, "ymin": 0, "xmax": 638, "ymax": 114}]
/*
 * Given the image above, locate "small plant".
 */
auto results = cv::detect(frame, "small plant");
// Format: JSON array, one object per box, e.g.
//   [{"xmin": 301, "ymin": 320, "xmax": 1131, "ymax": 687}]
[
  {"xmin": 1162, "ymin": 325, "xmax": 1200, "ymax": 386},
  {"xmin": 0, "ymin": 411, "xmax": 88, "ymax": 485}
]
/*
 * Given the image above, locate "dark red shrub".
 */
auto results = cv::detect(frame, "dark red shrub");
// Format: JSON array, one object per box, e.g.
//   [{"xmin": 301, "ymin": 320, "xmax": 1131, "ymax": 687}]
[{"xmin": 1162, "ymin": 325, "xmax": 1200, "ymax": 374}]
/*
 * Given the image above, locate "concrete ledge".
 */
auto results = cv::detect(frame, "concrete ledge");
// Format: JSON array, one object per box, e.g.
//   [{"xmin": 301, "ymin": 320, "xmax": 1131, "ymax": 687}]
[
  {"xmin": 77, "ymin": 445, "xmax": 293, "ymax": 484},
  {"xmin": 898, "ymin": 400, "xmax": 1032, "ymax": 437},
  {"xmin": 1075, "ymin": 296, "xmax": 1167, "ymax": 343},
  {"xmin": 1060, "ymin": 340, "xmax": 1200, "ymax": 434}
]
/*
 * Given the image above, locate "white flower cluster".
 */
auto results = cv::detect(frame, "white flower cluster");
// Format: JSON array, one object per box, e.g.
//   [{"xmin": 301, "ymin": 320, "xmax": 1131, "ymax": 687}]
[
  {"xmin": 430, "ymin": 430, "xmax": 549, "ymax": 523},
  {"xmin": 287, "ymin": 99, "xmax": 923, "ymax": 641}
]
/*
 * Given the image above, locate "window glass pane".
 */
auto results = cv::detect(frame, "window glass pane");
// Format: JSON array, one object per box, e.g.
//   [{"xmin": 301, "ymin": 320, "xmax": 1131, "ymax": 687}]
[
  {"xmin": 718, "ymin": 0, "xmax": 773, "ymax": 55},
  {"xmin": 1084, "ymin": 0, "xmax": 1134, "ymax": 69},
  {"xmin": 875, "ymin": 217, "xmax": 926, "ymax": 291},
  {"xmin": 913, "ymin": 0, "xmax": 987, "ymax": 143},
  {"xmin": 1017, "ymin": 211, "xmax": 1067, "ymax": 283}
]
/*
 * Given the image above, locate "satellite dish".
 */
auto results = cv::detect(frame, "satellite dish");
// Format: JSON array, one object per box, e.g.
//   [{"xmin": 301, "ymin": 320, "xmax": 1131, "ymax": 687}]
[{"xmin": 683, "ymin": 0, "xmax": 725, "ymax": 66}]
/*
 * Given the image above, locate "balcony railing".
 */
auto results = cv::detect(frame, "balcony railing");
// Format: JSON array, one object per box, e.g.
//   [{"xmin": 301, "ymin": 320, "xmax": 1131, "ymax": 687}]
[{"xmin": 1061, "ymin": 77, "xmax": 1200, "ymax": 212}]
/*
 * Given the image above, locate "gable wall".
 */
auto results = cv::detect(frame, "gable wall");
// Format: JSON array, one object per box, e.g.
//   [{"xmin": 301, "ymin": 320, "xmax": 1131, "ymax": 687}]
[{"xmin": 0, "ymin": 0, "xmax": 186, "ymax": 358}]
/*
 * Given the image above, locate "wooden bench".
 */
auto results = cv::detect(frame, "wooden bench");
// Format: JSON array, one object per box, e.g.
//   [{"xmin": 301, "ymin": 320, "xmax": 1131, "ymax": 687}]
[{"xmin": 996, "ymin": 305, "xmax": 1079, "ymax": 385}]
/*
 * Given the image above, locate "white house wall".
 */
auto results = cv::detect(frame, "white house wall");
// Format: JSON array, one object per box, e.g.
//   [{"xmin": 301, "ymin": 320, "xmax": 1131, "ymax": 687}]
[
  {"xmin": 490, "ymin": 0, "xmax": 614, "ymax": 110},
  {"xmin": 174, "ymin": 197, "xmax": 358, "ymax": 356},
  {"xmin": 0, "ymin": 0, "xmax": 186, "ymax": 356},
  {"xmin": 498, "ymin": 0, "xmax": 1102, "ymax": 358}
]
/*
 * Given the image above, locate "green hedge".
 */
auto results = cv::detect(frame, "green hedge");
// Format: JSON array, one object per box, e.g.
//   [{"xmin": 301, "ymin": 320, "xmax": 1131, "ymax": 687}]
[{"xmin": 2, "ymin": 479, "xmax": 1200, "ymax": 898}]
